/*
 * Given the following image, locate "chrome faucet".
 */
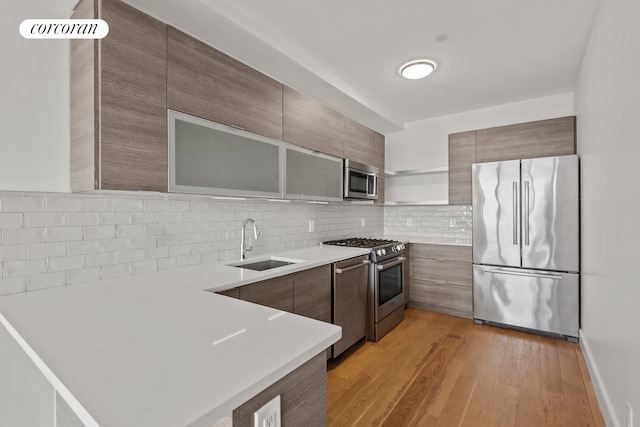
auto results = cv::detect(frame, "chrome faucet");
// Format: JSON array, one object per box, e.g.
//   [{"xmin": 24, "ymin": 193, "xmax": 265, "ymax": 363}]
[{"xmin": 240, "ymin": 218, "xmax": 259, "ymax": 260}]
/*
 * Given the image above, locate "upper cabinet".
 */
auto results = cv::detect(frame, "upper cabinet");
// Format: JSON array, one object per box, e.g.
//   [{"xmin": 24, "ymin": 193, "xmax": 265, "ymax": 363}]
[
  {"xmin": 447, "ymin": 116, "xmax": 576, "ymax": 205},
  {"xmin": 475, "ymin": 116, "xmax": 576, "ymax": 163},
  {"xmin": 284, "ymin": 145, "xmax": 343, "ymax": 201},
  {"xmin": 167, "ymin": 27, "xmax": 283, "ymax": 141},
  {"xmin": 70, "ymin": 0, "xmax": 384, "ymax": 200},
  {"xmin": 70, "ymin": 0, "xmax": 168, "ymax": 192},
  {"xmin": 448, "ymin": 131, "xmax": 477, "ymax": 205},
  {"xmin": 282, "ymin": 87, "xmax": 343, "ymax": 158},
  {"xmin": 342, "ymin": 118, "xmax": 377, "ymax": 167}
]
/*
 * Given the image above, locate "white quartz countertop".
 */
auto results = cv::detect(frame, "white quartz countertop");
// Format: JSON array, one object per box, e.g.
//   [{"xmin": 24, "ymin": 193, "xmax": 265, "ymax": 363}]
[{"xmin": 0, "ymin": 245, "xmax": 369, "ymax": 427}]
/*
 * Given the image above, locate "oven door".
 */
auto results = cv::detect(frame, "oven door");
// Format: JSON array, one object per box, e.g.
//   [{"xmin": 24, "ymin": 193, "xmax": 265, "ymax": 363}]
[{"xmin": 374, "ymin": 257, "xmax": 405, "ymax": 321}]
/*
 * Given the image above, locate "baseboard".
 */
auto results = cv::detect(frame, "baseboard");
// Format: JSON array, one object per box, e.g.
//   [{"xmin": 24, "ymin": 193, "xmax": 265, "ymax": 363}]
[{"xmin": 580, "ymin": 329, "xmax": 620, "ymax": 427}]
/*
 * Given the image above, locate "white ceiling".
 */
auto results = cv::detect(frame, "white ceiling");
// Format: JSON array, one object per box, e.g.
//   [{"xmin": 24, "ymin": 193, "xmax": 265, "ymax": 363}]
[{"xmin": 125, "ymin": 0, "xmax": 600, "ymax": 133}]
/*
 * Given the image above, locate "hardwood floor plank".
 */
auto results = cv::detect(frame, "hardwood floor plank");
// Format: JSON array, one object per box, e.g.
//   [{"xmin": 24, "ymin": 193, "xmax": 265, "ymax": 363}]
[{"xmin": 326, "ymin": 309, "xmax": 604, "ymax": 427}]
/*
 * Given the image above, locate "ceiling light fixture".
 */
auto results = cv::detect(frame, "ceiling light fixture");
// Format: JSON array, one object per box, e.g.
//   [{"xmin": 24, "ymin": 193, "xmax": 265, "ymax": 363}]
[{"xmin": 399, "ymin": 59, "xmax": 436, "ymax": 80}]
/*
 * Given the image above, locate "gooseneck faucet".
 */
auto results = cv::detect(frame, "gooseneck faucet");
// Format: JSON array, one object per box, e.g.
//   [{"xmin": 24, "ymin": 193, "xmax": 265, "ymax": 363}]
[{"xmin": 240, "ymin": 218, "xmax": 259, "ymax": 260}]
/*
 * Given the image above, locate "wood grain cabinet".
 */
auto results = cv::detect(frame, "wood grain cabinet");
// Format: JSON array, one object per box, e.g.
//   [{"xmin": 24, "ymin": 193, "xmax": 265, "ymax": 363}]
[
  {"xmin": 447, "ymin": 116, "xmax": 576, "ymax": 205},
  {"xmin": 342, "ymin": 117, "xmax": 377, "ymax": 167},
  {"xmin": 167, "ymin": 27, "xmax": 283, "ymax": 141},
  {"xmin": 476, "ymin": 116, "xmax": 576, "ymax": 163},
  {"xmin": 374, "ymin": 132, "xmax": 386, "ymax": 204},
  {"xmin": 409, "ymin": 244, "xmax": 472, "ymax": 319},
  {"xmin": 282, "ymin": 87, "xmax": 344, "ymax": 158},
  {"xmin": 448, "ymin": 131, "xmax": 477, "ymax": 205},
  {"xmin": 217, "ymin": 266, "xmax": 332, "ymax": 323},
  {"xmin": 292, "ymin": 265, "xmax": 331, "ymax": 323},
  {"xmin": 70, "ymin": 0, "xmax": 168, "ymax": 192},
  {"xmin": 238, "ymin": 276, "xmax": 294, "ymax": 312}
]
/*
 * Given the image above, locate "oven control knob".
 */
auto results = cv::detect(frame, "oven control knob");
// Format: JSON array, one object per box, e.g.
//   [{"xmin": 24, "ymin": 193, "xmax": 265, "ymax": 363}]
[
  {"xmin": 381, "ymin": 249, "xmax": 386, "ymax": 255},
  {"xmin": 376, "ymin": 250, "xmax": 383, "ymax": 256},
  {"xmin": 396, "ymin": 244, "xmax": 404, "ymax": 251}
]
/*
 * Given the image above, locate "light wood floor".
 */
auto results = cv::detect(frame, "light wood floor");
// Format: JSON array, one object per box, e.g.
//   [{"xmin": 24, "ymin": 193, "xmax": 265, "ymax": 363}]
[{"xmin": 327, "ymin": 308, "xmax": 605, "ymax": 427}]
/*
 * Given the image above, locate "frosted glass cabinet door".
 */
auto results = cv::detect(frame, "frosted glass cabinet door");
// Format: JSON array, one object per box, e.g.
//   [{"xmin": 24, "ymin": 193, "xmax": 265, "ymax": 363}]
[
  {"xmin": 169, "ymin": 110, "xmax": 283, "ymax": 197},
  {"xmin": 284, "ymin": 145, "xmax": 343, "ymax": 201}
]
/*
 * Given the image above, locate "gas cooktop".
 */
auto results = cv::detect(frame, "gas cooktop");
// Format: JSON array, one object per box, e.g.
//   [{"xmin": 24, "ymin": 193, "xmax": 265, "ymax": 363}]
[{"xmin": 322, "ymin": 238, "xmax": 398, "ymax": 249}]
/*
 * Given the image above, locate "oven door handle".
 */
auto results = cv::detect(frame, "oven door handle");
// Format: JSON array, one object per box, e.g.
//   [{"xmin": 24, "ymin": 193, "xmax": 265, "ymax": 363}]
[
  {"xmin": 335, "ymin": 260, "xmax": 372, "ymax": 274},
  {"xmin": 376, "ymin": 257, "xmax": 406, "ymax": 270}
]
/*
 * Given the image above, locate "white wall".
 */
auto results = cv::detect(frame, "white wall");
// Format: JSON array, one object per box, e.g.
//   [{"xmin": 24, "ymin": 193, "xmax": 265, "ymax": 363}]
[
  {"xmin": 574, "ymin": 0, "xmax": 640, "ymax": 425},
  {"xmin": 0, "ymin": 1, "xmax": 75, "ymax": 192},
  {"xmin": 384, "ymin": 93, "xmax": 574, "ymax": 202}
]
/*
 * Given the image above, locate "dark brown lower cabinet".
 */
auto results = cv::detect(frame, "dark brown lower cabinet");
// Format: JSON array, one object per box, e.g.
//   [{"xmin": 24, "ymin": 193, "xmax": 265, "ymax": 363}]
[
  {"xmin": 409, "ymin": 244, "xmax": 473, "ymax": 318},
  {"xmin": 232, "ymin": 353, "xmax": 326, "ymax": 427},
  {"xmin": 238, "ymin": 276, "xmax": 294, "ymax": 312}
]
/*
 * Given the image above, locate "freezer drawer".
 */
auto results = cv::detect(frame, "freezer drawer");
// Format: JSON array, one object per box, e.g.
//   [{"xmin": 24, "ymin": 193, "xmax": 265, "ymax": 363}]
[{"xmin": 473, "ymin": 265, "xmax": 579, "ymax": 338}]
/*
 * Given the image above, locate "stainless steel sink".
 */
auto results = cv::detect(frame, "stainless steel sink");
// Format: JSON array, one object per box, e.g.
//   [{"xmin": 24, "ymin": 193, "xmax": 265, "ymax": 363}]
[{"xmin": 227, "ymin": 256, "xmax": 305, "ymax": 271}]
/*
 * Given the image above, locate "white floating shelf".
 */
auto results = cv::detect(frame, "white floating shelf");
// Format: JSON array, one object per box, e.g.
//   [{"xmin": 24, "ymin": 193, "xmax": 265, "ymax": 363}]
[{"xmin": 385, "ymin": 166, "xmax": 448, "ymax": 177}]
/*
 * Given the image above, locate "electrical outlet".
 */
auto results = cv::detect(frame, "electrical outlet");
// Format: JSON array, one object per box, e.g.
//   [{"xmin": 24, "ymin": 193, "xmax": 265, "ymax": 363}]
[
  {"xmin": 254, "ymin": 395, "xmax": 281, "ymax": 427},
  {"xmin": 450, "ymin": 218, "xmax": 457, "ymax": 227},
  {"xmin": 406, "ymin": 218, "xmax": 412, "ymax": 226},
  {"xmin": 627, "ymin": 402, "xmax": 633, "ymax": 427},
  {"xmin": 361, "ymin": 218, "xmax": 366, "ymax": 227},
  {"xmin": 308, "ymin": 220, "xmax": 315, "ymax": 233}
]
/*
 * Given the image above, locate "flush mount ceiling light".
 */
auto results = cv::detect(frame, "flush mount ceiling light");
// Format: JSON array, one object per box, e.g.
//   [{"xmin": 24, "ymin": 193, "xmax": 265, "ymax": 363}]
[{"xmin": 399, "ymin": 59, "xmax": 436, "ymax": 79}]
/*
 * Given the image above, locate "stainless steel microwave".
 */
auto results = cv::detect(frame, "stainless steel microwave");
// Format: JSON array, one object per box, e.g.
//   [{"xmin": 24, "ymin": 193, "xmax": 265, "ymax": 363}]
[{"xmin": 344, "ymin": 159, "xmax": 378, "ymax": 200}]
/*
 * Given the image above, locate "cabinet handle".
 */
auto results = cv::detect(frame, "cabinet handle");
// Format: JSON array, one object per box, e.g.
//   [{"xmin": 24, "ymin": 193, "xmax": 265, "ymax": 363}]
[{"xmin": 336, "ymin": 260, "xmax": 372, "ymax": 274}]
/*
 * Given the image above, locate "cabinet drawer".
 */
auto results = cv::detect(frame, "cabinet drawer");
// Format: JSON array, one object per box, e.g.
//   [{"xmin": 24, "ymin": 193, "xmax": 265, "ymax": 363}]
[
  {"xmin": 412, "ymin": 258, "xmax": 472, "ymax": 288},
  {"xmin": 411, "ymin": 244, "xmax": 471, "ymax": 262},
  {"xmin": 410, "ymin": 279, "xmax": 473, "ymax": 318}
]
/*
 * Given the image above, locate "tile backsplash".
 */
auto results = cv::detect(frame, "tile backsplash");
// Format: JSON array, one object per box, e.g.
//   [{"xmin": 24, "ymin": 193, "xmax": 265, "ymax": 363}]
[
  {"xmin": 384, "ymin": 205, "xmax": 472, "ymax": 245},
  {"xmin": 0, "ymin": 191, "xmax": 383, "ymax": 296}
]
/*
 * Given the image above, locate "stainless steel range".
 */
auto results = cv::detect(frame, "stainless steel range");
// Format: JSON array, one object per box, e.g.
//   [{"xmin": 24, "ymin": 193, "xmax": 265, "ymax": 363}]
[{"xmin": 323, "ymin": 238, "xmax": 406, "ymax": 342}]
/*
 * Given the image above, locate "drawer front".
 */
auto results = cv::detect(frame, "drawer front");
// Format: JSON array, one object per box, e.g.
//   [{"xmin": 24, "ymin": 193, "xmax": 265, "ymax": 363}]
[
  {"xmin": 411, "ymin": 244, "xmax": 471, "ymax": 262},
  {"xmin": 411, "ymin": 279, "xmax": 473, "ymax": 314},
  {"xmin": 412, "ymin": 258, "xmax": 472, "ymax": 288}
]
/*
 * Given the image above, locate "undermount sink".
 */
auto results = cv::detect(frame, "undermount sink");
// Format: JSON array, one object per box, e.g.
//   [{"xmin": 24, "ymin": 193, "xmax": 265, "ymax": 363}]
[{"xmin": 228, "ymin": 257, "xmax": 305, "ymax": 271}]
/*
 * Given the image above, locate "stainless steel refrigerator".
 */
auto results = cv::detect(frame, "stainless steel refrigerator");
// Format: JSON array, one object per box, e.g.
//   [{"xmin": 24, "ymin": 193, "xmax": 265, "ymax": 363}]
[{"xmin": 472, "ymin": 155, "xmax": 579, "ymax": 341}]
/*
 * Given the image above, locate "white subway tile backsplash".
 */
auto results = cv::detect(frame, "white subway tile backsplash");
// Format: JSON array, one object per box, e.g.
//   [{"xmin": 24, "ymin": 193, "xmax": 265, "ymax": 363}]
[
  {"xmin": 115, "ymin": 224, "xmax": 146, "ymax": 237},
  {"xmin": 85, "ymin": 252, "xmax": 116, "ymax": 267},
  {"xmin": 0, "ymin": 213, "xmax": 23, "ymax": 228},
  {"xmin": 24, "ymin": 213, "xmax": 64, "ymax": 228},
  {"xmin": 66, "ymin": 267, "xmax": 101, "ymax": 285},
  {"xmin": 0, "ymin": 277, "xmax": 26, "ymax": 296},
  {"xmin": 115, "ymin": 199, "xmax": 144, "ymax": 212},
  {"xmin": 67, "ymin": 240, "xmax": 103, "ymax": 256},
  {"xmin": 48, "ymin": 255, "xmax": 84, "ymax": 272},
  {"xmin": 101, "ymin": 237, "xmax": 133, "ymax": 252},
  {"xmin": 101, "ymin": 263, "xmax": 131, "ymax": 279},
  {"xmin": 27, "ymin": 242, "xmax": 67, "ymax": 259},
  {"xmin": 3, "ymin": 228, "xmax": 46, "ymax": 245},
  {"xmin": 3, "ymin": 259, "xmax": 47, "ymax": 278},
  {"xmin": 1, "ymin": 196, "xmax": 44, "ymax": 212},
  {"xmin": 115, "ymin": 249, "xmax": 145, "ymax": 264},
  {"xmin": 26, "ymin": 272, "xmax": 66, "ymax": 291},
  {"xmin": 0, "ymin": 245, "xmax": 27, "ymax": 263},
  {"xmin": 1, "ymin": 191, "xmax": 386, "ymax": 294},
  {"xmin": 45, "ymin": 197, "xmax": 82, "ymax": 212},
  {"xmin": 47, "ymin": 227, "xmax": 84, "ymax": 242},
  {"xmin": 65, "ymin": 212, "xmax": 100, "ymax": 227},
  {"xmin": 82, "ymin": 198, "xmax": 115, "ymax": 212},
  {"xmin": 99, "ymin": 212, "xmax": 131, "ymax": 225},
  {"xmin": 130, "ymin": 260, "xmax": 157, "ymax": 274}
]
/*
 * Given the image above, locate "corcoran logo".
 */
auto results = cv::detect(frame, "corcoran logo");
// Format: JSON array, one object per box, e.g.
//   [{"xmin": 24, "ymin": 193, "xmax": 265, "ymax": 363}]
[{"xmin": 19, "ymin": 19, "xmax": 109, "ymax": 39}]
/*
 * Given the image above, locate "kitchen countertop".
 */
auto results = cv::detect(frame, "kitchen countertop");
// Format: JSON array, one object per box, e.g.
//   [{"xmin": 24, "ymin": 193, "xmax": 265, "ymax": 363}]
[{"xmin": 0, "ymin": 245, "xmax": 369, "ymax": 427}]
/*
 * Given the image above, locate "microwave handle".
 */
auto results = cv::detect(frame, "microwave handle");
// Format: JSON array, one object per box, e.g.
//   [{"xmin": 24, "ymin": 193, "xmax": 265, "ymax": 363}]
[{"xmin": 371, "ymin": 173, "xmax": 378, "ymax": 196}]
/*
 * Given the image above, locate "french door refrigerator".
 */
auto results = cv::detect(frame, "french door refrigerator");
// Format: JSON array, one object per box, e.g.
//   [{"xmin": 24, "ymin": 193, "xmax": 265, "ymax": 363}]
[{"xmin": 472, "ymin": 155, "xmax": 579, "ymax": 341}]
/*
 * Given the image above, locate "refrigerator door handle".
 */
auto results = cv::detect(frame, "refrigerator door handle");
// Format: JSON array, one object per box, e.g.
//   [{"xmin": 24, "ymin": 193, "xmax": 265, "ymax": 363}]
[
  {"xmin": 524, "ymin": 181, "xmax": 530, "ymax": 246},
  {"xmin": 485, "ymin": 268, "xmax": 563, "ymax": 280},
  {"xmin": 513, "ymin": 181, "xmax": 518, "ymax": 245}
]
